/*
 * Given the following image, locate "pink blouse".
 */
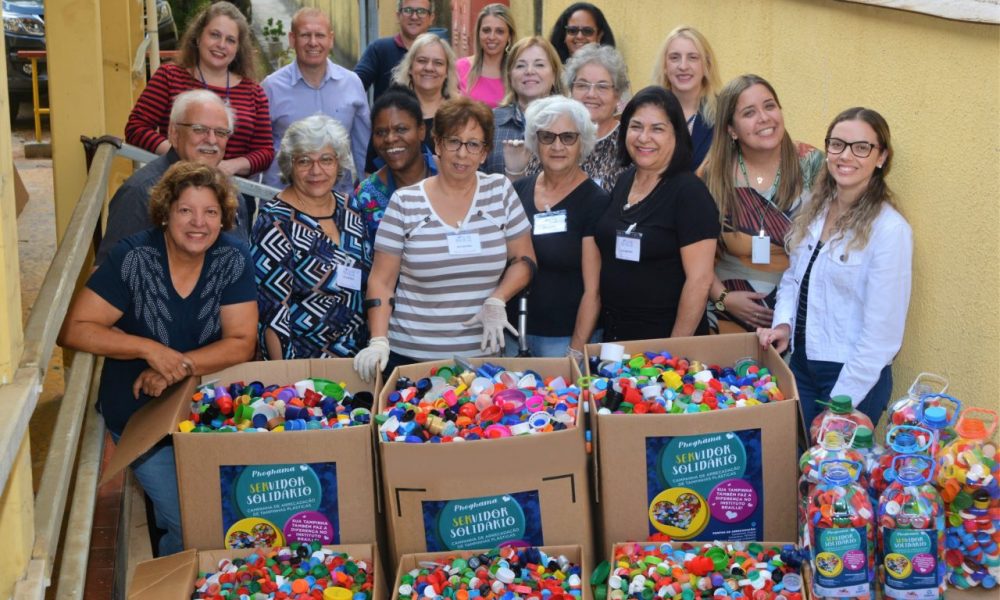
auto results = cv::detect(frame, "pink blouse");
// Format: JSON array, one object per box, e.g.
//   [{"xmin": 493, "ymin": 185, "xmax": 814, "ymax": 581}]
[{"xmin": 456, "ymin": 57, "xmax": 504, "ymax": 109}]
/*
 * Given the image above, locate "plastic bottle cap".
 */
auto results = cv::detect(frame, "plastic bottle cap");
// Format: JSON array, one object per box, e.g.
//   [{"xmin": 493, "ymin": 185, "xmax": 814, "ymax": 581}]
[
  {"xmin": 922, "ymin": 405, "xmax": 948, "ymax": 428},
  {"xmin": 600, "ymin": 343, "xmax": 625, "ymax": 362},
  {"xmin": 830, "ymin": 395, "xmax": 853, "ymax": 413},
  {"xmin": 852, "ymin": 426, "xmax": 873, "ymax": 449}
]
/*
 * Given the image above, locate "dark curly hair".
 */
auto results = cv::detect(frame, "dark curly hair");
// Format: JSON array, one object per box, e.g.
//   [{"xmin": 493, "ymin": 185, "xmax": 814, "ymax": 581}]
[{"xmin": 149, "ymin": 162, "xmax": 239, "ymax": 231}]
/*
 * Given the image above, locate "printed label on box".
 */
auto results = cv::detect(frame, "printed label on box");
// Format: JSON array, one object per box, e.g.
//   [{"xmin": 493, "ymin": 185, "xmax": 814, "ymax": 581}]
[
  {"xmin": 882, "ymin": 529, "xmax": 940, "ymax": 599},
  {"xmin": 422, "ymin": 491, "xmax": 543, "ymax": 551},
  {"xmin": 645, "ymin": 429, "xmax": 763, "ymax": 540},
  {"xmin": 219, "ymin": 462, "xmax": 340, "ymax": 548},
  {"xmin": 812, "ymin": 527, "xmax": 872, "ymax": 597}
]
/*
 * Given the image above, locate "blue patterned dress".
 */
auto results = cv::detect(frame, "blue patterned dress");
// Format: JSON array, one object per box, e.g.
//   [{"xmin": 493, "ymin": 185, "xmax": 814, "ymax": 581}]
[{"xmin": 251, "ymin": 193, "xmax": 372, "ymax": 358}]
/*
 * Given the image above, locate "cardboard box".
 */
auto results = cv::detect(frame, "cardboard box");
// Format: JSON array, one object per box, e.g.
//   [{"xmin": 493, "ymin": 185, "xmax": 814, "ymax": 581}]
[
  {"xmin": 585, "ymin": 334, "xmax": 802, "ymax": 551},
  {"xmin": 607, "ymin": 541, "xmax": 807, "ymax": 599},
  {"xmin": 128, "ymin": 543, "xmax": 384, "ymax": 600},
  {"xmin": 391, "ymin": 545, "xmax": 591, "ymax": 600},
  {"xmin": 377, "ymin": 358, "xmax": 594, "ymax": 573},
  {"xmin": 101, "ymin": 359, "xmax": 381, "ymax": 551}
]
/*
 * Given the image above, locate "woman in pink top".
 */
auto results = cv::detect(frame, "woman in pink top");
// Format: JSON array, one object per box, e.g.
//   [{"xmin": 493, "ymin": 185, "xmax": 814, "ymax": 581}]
[{"xmin": 456, "ymin": 3, "xmax": 515, "ymax": 109}]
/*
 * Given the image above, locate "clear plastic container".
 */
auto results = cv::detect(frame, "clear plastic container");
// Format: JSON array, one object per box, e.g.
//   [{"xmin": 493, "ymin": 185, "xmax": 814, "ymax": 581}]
[
  {"xmin": 869, "ymin": 425, "xmax": 933, "ymax": 501},
  {"xmin": 811, "ymin": 395, "xmax": 876, "ymax": 445},
  {"xmin": 877, "ymin": 454, "xmax": 946, "ymax": 599},
  {"xmin": 800, "ymin": 418, "xmax": 865, "ymax": 545},
  {"xmin": 887, "ymin": 372, "xmax": 949, "ymax": 429},
  {"xmin": 807, "ymin": 459, "xmax": 876, "ymax": 599}
]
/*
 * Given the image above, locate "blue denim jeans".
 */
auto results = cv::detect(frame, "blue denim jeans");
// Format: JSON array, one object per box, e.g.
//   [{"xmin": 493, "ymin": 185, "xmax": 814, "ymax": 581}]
[
  {"xmin": 502, "ymin": 331, "xmax": 603, "ymax": 357},
  {"xmin": 110, "ymin": 432, "xmax": 183, "ymax": 556},
  {"xmin": 790, "ymin": 348, "xmax": 893, "ymax": 435}
]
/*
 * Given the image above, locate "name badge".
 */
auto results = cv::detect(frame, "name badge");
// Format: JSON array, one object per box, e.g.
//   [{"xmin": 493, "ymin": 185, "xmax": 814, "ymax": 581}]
[
  {"xmin": 752, "ymin": 233, "xmax": 771, "ymax": 264},
  {"xmin": 335, "ymin": 265, "xmax": 362, "ymax": 291},
  {"xmin": 615, "ymin": 228, "xmax": 642, "ymax": 262},
  {"xmin": 447, "ymin": 232, "xmax": 482, "ymax": 255},
  {"xmin": 533, "ymin": 210, "xmax": 567, "ymax": 235}
]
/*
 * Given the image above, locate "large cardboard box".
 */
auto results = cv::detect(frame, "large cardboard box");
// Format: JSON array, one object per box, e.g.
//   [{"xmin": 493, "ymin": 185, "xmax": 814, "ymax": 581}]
[
  {"xmin": 606, "ymin": 541, "xmax": 807, "ymax": 599},
  {"xmin": 128, "ymin": 543, "xmax": 384, "ymax": 600},
  {"xmin": 377, "ymin": 358, "xmax": 594, "ymax": 572},
  {"xmin": 391, "ymin": 545, "xmax": 591, "ymax": 600},
  {"xmin": 585, "ymin": 334, "xmax": 801, "ymax": 552},
  {"xmin": 100, "ymin": 359, "xmax": 381, "ymax": 551}
]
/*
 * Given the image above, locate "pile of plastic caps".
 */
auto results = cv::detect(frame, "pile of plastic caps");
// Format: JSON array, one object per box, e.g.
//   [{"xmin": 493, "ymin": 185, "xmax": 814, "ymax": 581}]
[
  {"xmin": 377, "ymin": 360, "xmax": 579, "ymax": 443},
  {"xmin": 192, "ymin": 543, "xmax": 373, "ymax": 599},
  {"xmin": 592, "ymin": 541, "xmax": 806, "ymax": 599},
  {"xmin": 396, "ymin": 547, "xmax": 583, "ymax": 599},
  {"xmin": 179, "ymin": 378, "xmax": 374, "ymax": 433},
  {"xmin": 585, "ymin": 344, "xmax": 784, "ymax": 414}
]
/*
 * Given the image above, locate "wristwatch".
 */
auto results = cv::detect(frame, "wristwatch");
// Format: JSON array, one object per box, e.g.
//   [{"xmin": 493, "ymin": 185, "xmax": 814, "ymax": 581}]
[{"xmin": 713, "ymin": 289, "xmax": 729, "ymax": 312}]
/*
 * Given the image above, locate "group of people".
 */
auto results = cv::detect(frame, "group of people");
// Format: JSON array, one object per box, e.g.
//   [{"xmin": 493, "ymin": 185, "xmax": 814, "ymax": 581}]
[{"xmin": 57, "ymin": 0, "xmax": 912, "ymax": 558}]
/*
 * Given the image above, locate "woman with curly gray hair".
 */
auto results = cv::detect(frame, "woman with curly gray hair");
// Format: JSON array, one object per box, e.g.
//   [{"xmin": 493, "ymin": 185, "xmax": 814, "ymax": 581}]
[
  {"xmin": 504, "ymin": 95, "xmax": 609, "ymax": 359},
  {"xmin": 251, "ymin": 114, "xmax": 372, "ymax": 359}
]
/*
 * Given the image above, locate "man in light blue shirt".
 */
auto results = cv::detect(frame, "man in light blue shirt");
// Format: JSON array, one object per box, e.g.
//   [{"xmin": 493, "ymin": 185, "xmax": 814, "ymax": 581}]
[{"xmin": 262, "ymin": 8, "xmax": 370, "ymax": 192}]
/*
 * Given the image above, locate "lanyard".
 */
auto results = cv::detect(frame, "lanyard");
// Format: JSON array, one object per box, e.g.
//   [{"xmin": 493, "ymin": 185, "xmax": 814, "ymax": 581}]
[
  {"xmin": 197, "ymin": 64, "xmax": 231, "ymax": 105},
  {"xmin": 737, "ymin": 150, "xmax": 783, "ymax": 236}
]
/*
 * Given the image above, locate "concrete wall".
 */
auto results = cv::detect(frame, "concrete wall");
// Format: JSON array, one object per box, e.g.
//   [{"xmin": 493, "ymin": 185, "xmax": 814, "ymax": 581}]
[{"xmin": 533, "ymin": 0, "xmax": 1000, "ymax": 410}]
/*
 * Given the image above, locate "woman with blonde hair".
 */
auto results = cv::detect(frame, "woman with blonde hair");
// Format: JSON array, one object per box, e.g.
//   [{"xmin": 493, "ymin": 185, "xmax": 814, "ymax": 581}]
[
  {"xmin": 759, "ymin": 107, "xmax": 911, "ymax": 428},
  {"xmin": 652, "ymin": 25, "xmax": 721, "ymax": 167},
  {"xmin": 702, "ymin": 74, "xmax": 823, "ymax": 334},
  {"xmin": 456, "ymin": 3, "xmax": 516, "ymax": 108}
]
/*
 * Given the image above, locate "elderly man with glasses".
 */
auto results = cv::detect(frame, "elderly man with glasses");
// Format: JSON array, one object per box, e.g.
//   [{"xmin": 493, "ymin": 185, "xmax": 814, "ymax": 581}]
[
  {"xmin": 96, "ymin": 89, "xmax": 251, "ymax": 265},
  {"xmin": 354, "ymin": 0, "xmax": 435, "ymax": 99}
]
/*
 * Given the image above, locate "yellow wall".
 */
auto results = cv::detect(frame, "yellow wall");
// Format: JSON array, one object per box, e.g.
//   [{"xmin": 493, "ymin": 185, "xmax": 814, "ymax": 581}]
[
  {"xmin": 298, "ymin": 0, "xmax": 363, "ymax": 65},
  {"xmin": 534, "ymin": 0, "xmax": 1000, "ymax": 410}
]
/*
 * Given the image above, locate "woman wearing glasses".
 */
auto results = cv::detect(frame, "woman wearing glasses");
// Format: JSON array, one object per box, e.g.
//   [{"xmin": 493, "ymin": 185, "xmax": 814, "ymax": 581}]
[
  {"xmin": 504, "ymin": 96, "xmax": 608, "ymax": 359},
  {"xmin": 701, "ymin": 75, "xmax": 824, "ymax": 334},
  {"xmin": 354, "ymin": 97, "xmax": 535, "ymax": 382},
  {"xmin": 125, "ymin": 2, "xmax": 273, "ymax": 177},
  {"xmin": 653, "ymin": 25, "xmax": 721, "ymax": 168},
  {"xmin": 549, "ymin": 3, "xmax": 617, "ymax": 64},
  {"xmin": 456, "ymin": 3, "xmax": 515, "ymax": 109},
  {"xmin": 251, "ymin": 115, "xmax": 371, "ymax": 359},
  {"xmin": 758, "ymin": 107, "xmax": 911, "ymax": 428}
]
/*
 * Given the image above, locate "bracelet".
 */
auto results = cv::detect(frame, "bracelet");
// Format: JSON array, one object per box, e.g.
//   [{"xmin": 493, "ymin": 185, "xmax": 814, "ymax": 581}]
[{"xmin": 362, "ymin": 297, "xmax": 395, "ymax": 311}]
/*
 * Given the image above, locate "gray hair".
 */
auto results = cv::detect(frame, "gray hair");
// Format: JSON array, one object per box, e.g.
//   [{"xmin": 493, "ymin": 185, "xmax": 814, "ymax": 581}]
[
  {"xmin": 561, "ymin": 43, "xmax": 630, "ymax": 97},
  {"xmin": 170, "ymin": 89, "xmax": 234, "ymax": 131},
  {"xmin": 523, "ymin": 96, "xmax": 597, "ymax": 163},
  {"xmin": 276, "ymin": 115, "xmax": 355, "ymax": 184}
]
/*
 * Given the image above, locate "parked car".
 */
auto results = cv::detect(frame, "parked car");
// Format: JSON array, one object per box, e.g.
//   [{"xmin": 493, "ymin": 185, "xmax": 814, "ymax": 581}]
[{"xmin": 3, "ymin": 0, "xmax": 177, "ymax": 120}]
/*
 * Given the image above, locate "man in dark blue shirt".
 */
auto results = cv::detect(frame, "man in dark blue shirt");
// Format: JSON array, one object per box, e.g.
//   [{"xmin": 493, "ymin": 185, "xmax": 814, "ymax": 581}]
[{"xmin": 354, "ymin": 0, "xmax": 434, "ymax": 99}]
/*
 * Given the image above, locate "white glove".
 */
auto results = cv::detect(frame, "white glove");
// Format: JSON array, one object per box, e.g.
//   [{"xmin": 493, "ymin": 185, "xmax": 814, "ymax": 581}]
[
  {"xmin": 354, "ymin": 336, "xmax": 390, "ymax": 383},
  {"xmin": 462, "ymin": 297, "xmax": 518, "ymax": 353},
  {"xmin": 567, "ymin": 347, "xmax": 585, "ymax": 363}
]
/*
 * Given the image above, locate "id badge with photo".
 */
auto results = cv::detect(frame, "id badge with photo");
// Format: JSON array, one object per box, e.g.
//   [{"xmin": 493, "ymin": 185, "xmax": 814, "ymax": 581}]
[
  {"xmin": 447, "ymin": 231, "xmax": 482, "ymax": 255},
  {"xmin": 533, "ymin": 210, "xmax": 568, "ymax": 235}
]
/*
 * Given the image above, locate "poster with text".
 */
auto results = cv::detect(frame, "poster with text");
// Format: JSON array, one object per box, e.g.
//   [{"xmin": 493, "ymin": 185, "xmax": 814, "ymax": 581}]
[
  {"xmin": 219, "ymin": 462, "xmax": 340, "ymax": 548},
  {"xmin": 645, "ymin": 429, "xmax": 763, "ymax": 540},
  {"xmin": 422, "ymin": 491, "xmax": 543, "ymax": 551}
]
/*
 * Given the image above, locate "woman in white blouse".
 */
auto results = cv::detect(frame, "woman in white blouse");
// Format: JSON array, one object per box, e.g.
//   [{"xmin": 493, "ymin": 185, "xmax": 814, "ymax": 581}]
[{"xmin": 758, "ymin": 107, "xmax": 912, "ymax": 428}]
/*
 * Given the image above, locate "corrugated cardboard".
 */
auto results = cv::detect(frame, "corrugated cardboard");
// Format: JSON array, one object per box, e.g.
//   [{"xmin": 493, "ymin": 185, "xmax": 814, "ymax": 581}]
[
  {"xmin": 378, "ymin": 358, "xmax": 594, "ymax": 574},
  {"xmin": 585, "ymin": 334, "xmax": 802, "ymax": 553},
  {"xmin": 607, "ymin": 541, "xmax": 807, "ymax": 600},
  {"xmin": 100, "ymin": 358, "xmax": 381, "ymax": 552},
  {"xmin": 391, "ymin": 545, "xmax": 591, "ymax": 600},
  {"xmin": 128, "ymin": 543, "xmax": 384, "ymax": 600}
]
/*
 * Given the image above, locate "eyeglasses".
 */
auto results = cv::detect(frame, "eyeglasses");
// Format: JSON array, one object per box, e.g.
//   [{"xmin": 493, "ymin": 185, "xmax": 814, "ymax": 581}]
[
  {"xmin": 572, "ymin": 81, "xmax": 615, "ymax": 95},
  {"xmin": 441, "ymin": 137, "xmax": 486, "ymax": 154},
  {"xmin": 399, "ymin": 6, "xmax": 432, "ymax": 17},
  {"xmin": 825, "ymin": 137, "xmax": 879, "ymax": 158},
  {"xmin": 292, "ymin": 154, "xmax": 338, "ymax": 170},
  {"xmin": 536, "ymin": 130, "xmax": 580, "ymax": 146},
  {"xmin": 177, "ymin": 123, "xmax": 232, "ymax": 140},
  {"xmin": 565, "ymin": 26, "xmax": 596, "ymax": 37}
]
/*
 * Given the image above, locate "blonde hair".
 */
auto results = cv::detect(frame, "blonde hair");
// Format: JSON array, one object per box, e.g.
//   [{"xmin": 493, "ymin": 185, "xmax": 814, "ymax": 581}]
[
  {"xmin": 787, "ymin": 107, "xmax": 897, "ymax": 257},
  {"xmin": 465, "ymin": 4, "xmax": 516, "ymax": 96},
  {"xmin": 392, "ymin": 33, "xmax": 460, "ymax": 99},
  {"xmin": 651, "ymin": 25, "xmax": 721, "ymax": 126},
  {"xmin": 702, "ymin": 74, "xmax": 804, "ymax": 226},
  {"xmin": 500, "ymin": 37, "xmax": 565, "ymax": 107}
]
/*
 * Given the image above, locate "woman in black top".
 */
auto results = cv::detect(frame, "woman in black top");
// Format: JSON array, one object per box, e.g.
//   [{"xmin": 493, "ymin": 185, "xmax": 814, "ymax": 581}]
[
  {"xmin": 505, "ymin": 95, "xmax": 609, "ymax": 359},
  {"xmin": 595, "ymin": 86, "xmax": 720, "ymax": 341}
]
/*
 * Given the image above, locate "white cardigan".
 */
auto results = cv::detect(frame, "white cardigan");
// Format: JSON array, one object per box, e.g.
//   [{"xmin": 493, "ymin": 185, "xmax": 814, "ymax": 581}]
[{"xmin": 773, "ymin": 203, "xmax": 913, "ymax": 405}]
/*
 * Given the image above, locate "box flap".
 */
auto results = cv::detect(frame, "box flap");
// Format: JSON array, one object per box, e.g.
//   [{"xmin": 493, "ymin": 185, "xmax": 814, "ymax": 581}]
[
  {"xmin": 127, "ymin": 548, "xmax": 198, "ymax": 599},
  {"xmin": 100, "ymin": 377, "xmax": 197, "ymax": 486}
]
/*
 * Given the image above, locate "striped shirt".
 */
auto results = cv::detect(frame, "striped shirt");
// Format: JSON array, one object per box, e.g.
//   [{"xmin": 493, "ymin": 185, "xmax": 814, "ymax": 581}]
[
  {"xmin": 124, "ymin": 63, "xmax": 275, "ymax": 175},
  {"xmin": 375, "ymin": 173, "xmax": 531, "ymax": 360}
]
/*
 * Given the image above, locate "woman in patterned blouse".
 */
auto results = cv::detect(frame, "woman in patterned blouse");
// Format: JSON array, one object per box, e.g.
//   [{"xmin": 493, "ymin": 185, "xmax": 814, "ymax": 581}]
[{"xmin": 251, "ymin": 115, "xmax": 372, "ymax": 359}]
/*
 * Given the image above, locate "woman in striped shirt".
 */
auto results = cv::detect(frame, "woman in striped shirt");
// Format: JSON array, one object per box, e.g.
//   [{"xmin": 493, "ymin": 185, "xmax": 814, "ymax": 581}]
[
  {"xmin": 125, "ymin": 1, "xmax": 273, "ymax": 177},
  {"xmin": 354, "ymin": 97, "xmax": 535, "ymax": 383}
]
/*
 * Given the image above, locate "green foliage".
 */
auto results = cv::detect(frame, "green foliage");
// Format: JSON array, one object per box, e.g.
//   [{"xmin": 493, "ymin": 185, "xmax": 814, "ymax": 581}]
[
  {"xmin": 168, "ymin": 0, "xmax": 211, "ymax": 34},
  {"xmin": 261, "ymin": 17, "xmax": 286, "ymax": 44}
]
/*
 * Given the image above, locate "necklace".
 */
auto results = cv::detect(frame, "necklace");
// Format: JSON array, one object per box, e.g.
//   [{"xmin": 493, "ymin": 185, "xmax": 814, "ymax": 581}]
[
  {"xmin": 287, "ymin": 188, "xmax": 336, "ymax": 220},
  {"xmin": 196, "ymin": 63, "xmax": 231, "ymax": 105},
  {"xmin": 737, "ymin": 149, "xmax": 780, "ymax": 191}
]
